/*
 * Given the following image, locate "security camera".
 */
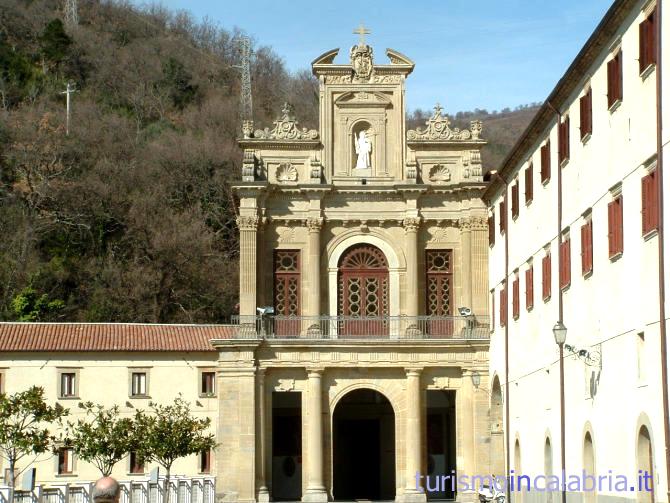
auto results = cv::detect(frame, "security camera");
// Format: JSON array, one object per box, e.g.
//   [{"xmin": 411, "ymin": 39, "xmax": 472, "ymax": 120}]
[{"xmin": 458, "ymin": 307, "xmax": 472, "ymax": 316}]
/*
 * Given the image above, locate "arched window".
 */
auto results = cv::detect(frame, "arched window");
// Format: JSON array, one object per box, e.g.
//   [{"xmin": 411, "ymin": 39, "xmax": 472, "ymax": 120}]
[
  {"xmin": 490, "ymin": 377, "xmax": 504, "ymax": 477},
  {"xmin": 637, "ymin": 426, "xmax": 654, "ymax": 503},
  {"xmin": 514, "ymin": 439, "xmax": 523, "ymax": 503},
  {"xmin": 544, "ymin": 438, "xmax": 553, "ymax": 503},
  {"xmin": 583, "ymin": 432, "xmax": 596, "ymax": 503}
]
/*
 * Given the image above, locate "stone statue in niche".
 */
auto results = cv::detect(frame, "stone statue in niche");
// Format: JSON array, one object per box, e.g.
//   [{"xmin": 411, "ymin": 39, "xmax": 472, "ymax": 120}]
[{"xmin": 354, "ymin": 130, "xmax": 372, "ymax": 169}]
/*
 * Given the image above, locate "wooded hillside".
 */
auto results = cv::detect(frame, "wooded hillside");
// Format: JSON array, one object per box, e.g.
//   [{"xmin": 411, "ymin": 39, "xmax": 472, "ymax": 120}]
[{"xmin": 0, "ymin": 0, "xmax": 538, "ymax": 322}]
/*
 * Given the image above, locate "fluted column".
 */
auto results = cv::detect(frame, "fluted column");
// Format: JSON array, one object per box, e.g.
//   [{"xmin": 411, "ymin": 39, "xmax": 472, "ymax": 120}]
[
  {"xmin": 459, "ymin": 370, "xmax": 476, "ymax": 484},
  {"xmin": 303, "ymin": 368, "xmax": 327, "ymax": 503},
  {"xmin": 460, "ymin": 218, "xmax": 473, "ymax": 311},
  {"xmin": 255, "ymin": 368, "xmax": 269, "ymax": 502},
  {"xmin": 237, "ymin": 215, "xmax": 259, "ymax": 318},
  {"xmin": 403, "ymin": 218, "xmax": 421, "ymax": 318},
  {"xmin": 403, "ymin": 367, "xmax": 426, "ymax": 503},
  {"xmin": 470, "ymin": 217, "xmax": 489, "ymax": 318},
  {"xmin": 306, "ymin": 218, "xmax": 323, "ymax": 318}
]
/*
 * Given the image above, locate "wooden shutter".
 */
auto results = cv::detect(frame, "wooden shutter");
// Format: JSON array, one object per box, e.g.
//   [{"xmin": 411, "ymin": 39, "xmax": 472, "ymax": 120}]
[
  {"xmin": 525, "ymin": 266, "xmax": 534, "ymax": 310},
  {"xmin": 640, "ymin": 10, "xmax": 657, "ymax": 73},
  {"xmin": 491, "ymin": 290, "xmax": 495, "ymax": 329},
  {"xmin": 642, "ymin": 170, "xmax": 658, "ymax": 235},
  {"xmin": 541, "ymin": 140, "xmax": 551, "ymax": 183},
  {"xmin": 499, "ymin": 201, "xmax": 506, "ymax": 233},
  {"xmin": 512, "ymin": 183, "xmax": 519, "ymax": 218},
  {"xmin": 560, "ymin": 239, "xmax": 571, "ymax": 289},
  {"xmin": 559, "ymin": 116, "xmax": 570, "ymax": 164},
  {"xmin": 542, "ymin": 253, "xmax": 551, "ymax": 301},
  {"xmin": 581, "ymin": 221, "xmax": 593, "ymax": 275},
  {"xmin": 512, "ymin": 277, "xmax": 520, "ymax": 319},
  {"xmin": 499, "ymin": 285, "xmax": 506, "ymax": 327},
  {"xmin": 488, "ymin": 215, "xmax": 495, "ymax": 246},
  {"xmin": 580, "ymin": 89, "xmax": 593, "ymax": 138},
  {"xmin": 608, "ymin": 196, "xmax": 624, "ymax": 257},
  {"xmin": 608, "ymin": 52, "xmax": 623, "ymax": 107},
  {"xmin": 525, "ymin": 164, "xmax": 533, "ymax": 203}
]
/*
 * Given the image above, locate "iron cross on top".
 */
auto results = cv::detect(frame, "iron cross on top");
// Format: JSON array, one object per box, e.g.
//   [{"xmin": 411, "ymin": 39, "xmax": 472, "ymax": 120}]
[{"xmin": 353, "ymin": 23, "xmax": 371, "ymax": 45}]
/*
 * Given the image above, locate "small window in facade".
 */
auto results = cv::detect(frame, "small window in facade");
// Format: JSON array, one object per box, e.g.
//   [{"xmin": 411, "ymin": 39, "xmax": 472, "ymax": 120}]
[
  {"xmin": 558, "ymin": 115, "xmax": 570, "ymax": 165},
  {"xmin": 637, "ymin": 332, "xmax": 646, "ymax": 382},
  {"xmin": 200, "ymin": 450, "xmax": 212, "ymax": 474},
  {"xmin": 639, "ymin": 8, "xmax": 657, "ymax": 74},
  {"xmin": 542, "ymin": 252, "xmax": 552, "ymax": 301},
  {"xmin": 524, "ymin": 164, "xmax": 533, "ymax": 204},
  {"xmin": 607, "ymin": 50, "xmax": 623, "ymax": 109},
  {"xmin": 642, "ymin": 169, "xmax": 658, "ymax": 236},
  {"xmin": 512, "ymin": 274, "xmax": 520, "ymax": 320},
  {"xmin": 608, "ymin": 194, "xmax": 624, "ymax": 258},
  {"xmin": 129, "ymin": 451, "xmax": 144, "ymax": 474},
  {"xmin": 580, "ymin": 88, "xmax": 593, "ymax": 140},
  {"xmin": 488, "ymin": 214, "xmax": 495, "ymax": 246},
  {"xmin": 511, "ymin": 183, "xmax": 519, "ymax": 218},
  {"xmin": 59, "ymin": 371, "xmax": 77, "ymax": 399},
  {"xmin": 581, "ymin": 218, "xmax": 594, "ymax": 276},
  {"xmin": 525, "ymin": 263, "xmax": 534, "ymax": 311},
  {"xmin": 559, "ymin": 234, "xmax": 571, "ymax": 290},
  {"xmin": 200, "ymin": 370, "xmax": 216, "ymax": 397},
  {"xmin": 57, "ymin": 447, "xmax": 74, "ymax": 475},
  {"xmin": 130, "ymin": 370, "xmax": 149, "ymax": 397},
  {"xmin": 541, "ymin": 140, "xmax": 551, "ymax": 183},
  {"xmin": 499, "ymin": 201, "xmax": 506, "ymax": 234},
  {"xmin": 499, "ymin": 282, "xmax": 507, "ymax": 328}
]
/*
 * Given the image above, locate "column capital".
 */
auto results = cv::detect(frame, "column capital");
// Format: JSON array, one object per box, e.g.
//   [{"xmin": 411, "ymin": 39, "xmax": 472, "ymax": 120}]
[
  {"xmin": 307, "ymin": 367, "xmax": 325, "ymax": 377},
  {"xmin": 236, "ymin": 215, "xmax": 259, "ymax": 231},
  {"xmin": 405, "ymin": 367, "xmax": 423, "ymax": 377},
  {"xmin": 306, "ymin": 217, "xmax": 324, "ymax": 232},
  {"xmin": 403, "ymin": 217, "xmax": 421, "ymax": 233}
]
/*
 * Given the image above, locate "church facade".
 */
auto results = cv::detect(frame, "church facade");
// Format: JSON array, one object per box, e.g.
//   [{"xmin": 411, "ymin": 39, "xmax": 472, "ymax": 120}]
[{"xmin": 215, "ymin": 34, "xmax": 494, "ymax": 503}]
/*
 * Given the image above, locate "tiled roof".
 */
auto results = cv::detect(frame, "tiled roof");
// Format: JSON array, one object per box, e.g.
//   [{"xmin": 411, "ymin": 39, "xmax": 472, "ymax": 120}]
[{"xmin": 0, "ymin": 323, "xmax": 237, "ymax": 352}]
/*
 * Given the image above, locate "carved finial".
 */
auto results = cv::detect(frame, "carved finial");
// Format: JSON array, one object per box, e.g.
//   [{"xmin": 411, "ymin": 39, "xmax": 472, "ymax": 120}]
[
  {"xmin": 433, "ymin": 103, "xmax": 443, "ymax": 117},
  {"xmin": 353, "ymin": 22, "xmax": 371, "ymax": 46},
  {"xmin": 281, "ymin": 102, "xmax": 294, "ymax": 120}
]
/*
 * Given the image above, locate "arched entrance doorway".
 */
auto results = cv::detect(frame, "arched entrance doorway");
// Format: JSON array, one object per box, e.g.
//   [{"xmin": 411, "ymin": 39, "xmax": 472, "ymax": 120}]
[
  {"xmin": 338, "ymin": 244, "xmax": 389, "ymax": 336},
  {"xmin": 332, "ymin": 389, "xmax": 395, "ymax": 500}
]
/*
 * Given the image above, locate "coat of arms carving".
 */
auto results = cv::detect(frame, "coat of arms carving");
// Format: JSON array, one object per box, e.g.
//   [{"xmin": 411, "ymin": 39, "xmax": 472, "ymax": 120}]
[{"xmin": 350, "ymin": 44, "xmax": 374, "ymax": 81}]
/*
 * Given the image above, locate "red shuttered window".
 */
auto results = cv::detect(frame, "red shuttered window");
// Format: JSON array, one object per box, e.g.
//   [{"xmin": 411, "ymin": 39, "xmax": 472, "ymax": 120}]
[
  {"xmin": 488, "ymin": 214, "xmax": 495, "ymax": 246},
  {"xmin": 581, "ymin": 220, "xmax": 593, "ymax": 276},
  {"xmin": 642, "ymin": 170, "xmax": 659, "ymax": 235},
  {"xmin": 499, "ymin": 201, "xmax": 506, "ymax": 234},
  {"xmin": 639, "ymin": 9, "xmax": 657, "ymax": 74},
  {"xmin": 580, "ymin": 88, "xmax": 593, "ymax": 139},
  {"xmin": 558, "ymin": 116, "xmax": 570, "ymax": 165},
  {"xmin": 542, "ymin": 253, "xmax": 551, "ymax": 301},
  {"xmin": 511, "ymin": 183, "xmax": 519, "ymax": 218},
  {"xmin": 491, "ymin": 290, "xmax": 495, "ymax": 329},
  {"xmin": 525, "ymin": 265, "xmax": 534, "ymax": 311},
  {"xmin": 512, "ymin": 277, "xmax": 520, "ymax": 320},
  {"xmin": 559, "ymin": 238, "xmax": 571, "ymax": 289},
  {"xmin": 607, "ymin": 51, "xmax": 623, "ymax": 108},
  {"xmin": 525, "ymin": 164, "xmax": 533, "ymax": 203},
  {"xmin": 608, "ymin": 196, "xmax": 624, "ymax": 258},
  {"xmin": 499, "ymin": 284, "xmax": 507, "ymax": 327},
  {"xmin": 541, "ymin": 140, "xmax": 551, "ymax": 183}
]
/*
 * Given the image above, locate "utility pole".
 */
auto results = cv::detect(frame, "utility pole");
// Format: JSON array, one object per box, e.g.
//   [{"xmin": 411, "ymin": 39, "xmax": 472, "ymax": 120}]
[
  {"xmin": 60, "ymin": 81, "xmax": 77, "ymax": 135},
  {"xmin": 234, "ymin": 35, "xmax": 253, "ymax": 137},
  {"xmin": 64, "ymin": 0, "xmax": 78, "ymax": 28}
]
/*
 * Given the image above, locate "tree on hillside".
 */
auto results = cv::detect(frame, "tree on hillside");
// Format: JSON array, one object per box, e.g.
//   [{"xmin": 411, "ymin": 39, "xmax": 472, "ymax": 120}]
[
  {"xmin": 39, "ymin": 19, "xmax": 71, "ymax": 71},
  {"xmin": 0, "ymin": 387, "xmax": 68, "ymax": 497},
  {"xmin": 64, "ymin": 402, "xmax": 136, "ymax": 476}
]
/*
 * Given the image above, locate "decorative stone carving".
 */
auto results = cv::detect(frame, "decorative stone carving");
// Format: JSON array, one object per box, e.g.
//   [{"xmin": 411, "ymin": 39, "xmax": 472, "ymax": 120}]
[
  {"xmin": 428, "ymin": 164, "xmax": 451, "ymax": 183},
  {"xmin": 306, "ymin": 217, "xmax": 324, "ymax": 232},
  {"xmin": 470, "ymin": 150, "xmax": 483, "ymax": 177},
  {"xmin": 403, "ymin": 217, "xmax": 421, "ymax": 233},
  {"xmin": 254, "ymin": 103, "xmax": 319, "ymax": 140},
  {"xmin": 277, "ymin": 227, "xmax": 296, "ymax": 243},
  {"xmin": 310, "ymin": 155, "xmax": 322, "ymax": 182},
  {"xmin": 236, "ymin": 215, "xmax": 259, "ymax": 231},
  {"xmin": 469, "ymin": 217, "xmax": 489, "ymax": 231},
  {"xmin": 428, "ymin": 227, "xmax": 450, "ymax": 243},
  {"xmin": 407, "ymin": 103, "xmax": 473, "ymax": 141},
  {"xmin": 371, "ymin": 74, "xmax": 402, "ymax": 84},
  {"xmin": 275, "ymin": 379, "xmax": 295, "ymax": 392},
  {"xmin": 242, "ymin": 120, "xmax": 254, "ymax": 139},
  {"xmin": 470, "ymin": 120, "xmax": 483, "ymax": 140},
  {"xmin": 350, "ymin": 43, "xmax": 374, "ymax": 81},
  {"xmin": 430, "ymin": 377, "xmax": 451, "ymax": 390},
  {"xmin": 276, "ymin": 163, "xmax": 298, "ymax": 183},
  {"xmin": 242, "ymin": 150, "xmax": 256, "ymax": 182},
  {"xmin": 325, "ymin": 74, "xmax": 353, "ymax": 84},
  {"xmin": 463, "ymin": 168, "xmax": 470, "ymax": 179}
]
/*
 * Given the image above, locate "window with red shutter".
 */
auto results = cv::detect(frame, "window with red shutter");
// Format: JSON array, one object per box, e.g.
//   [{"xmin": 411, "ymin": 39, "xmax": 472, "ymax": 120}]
[
  {"xmin": 488, "ymin": 214, "xmax": 495, "ymax": 246},
  {"xmin": 580, "ymin": 89, "xmax": 593, "ymax": 139},
  {"xmin": 608, "ymin": 196, "xmax": 624, "ymax": 258},
  {"xmin": 499, "ymin": 284, "xmax": 506, "ymax": 327},
  {"xmin": 512, "ymin": 183, "xmax": 519, "ymax": 218},
  {"xmin": 499, "ymin": 201, "xmax": 506, "ymax": 234},
  {"xmin": 642, "ymin": 170, "xmax": 659, "ymax": 235},
  {"xmin": 560, "ymin": 238, "xmax": 571, "ymax": 289},
  {"xmin": 559, "ymin": 116, "xmax": 570, "ymax": 165},
  {"xmin": 608, "ymin": 51, "xmax": 623, "ymax": 108},
  {"xmin": 512, "ymin": 277, "xmax": 520, "ymax": 319},
  {"xmin": 491, "ymin": 290, "xmax": 495, "ymax": 329},
  {"xmin": 525, "ymin": 164, "xmax": 533, "ymax": 203},
  {"xmin": 581, "ymin": 220, "xmax": 593, "ymax": 276},
  {"xmin": 639, "ymin": 9, "xmax": 657, "ymax": 74},
  {"xmin": 525, "ymin": 265, "xmax": 534, "ymax": 310},
  {"xmin": 541, "ymin": 140, "xmax": 551, "ymax": 183},
  {"xmin": 542, "ymin": 253, "xmax": 551, "ymax": 301}
]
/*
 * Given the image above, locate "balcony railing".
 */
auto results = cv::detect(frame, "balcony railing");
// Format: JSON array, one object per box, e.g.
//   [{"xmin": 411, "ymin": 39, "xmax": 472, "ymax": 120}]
[{"xmin": 229, "ymin": 315, "xmax": 490, "ymax": 340}]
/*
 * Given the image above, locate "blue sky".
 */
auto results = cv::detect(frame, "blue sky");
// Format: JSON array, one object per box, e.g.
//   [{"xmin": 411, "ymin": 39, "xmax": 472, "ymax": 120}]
[{"xmin": 137, "ymin": 0, "xmax": 614, "ymax": 113}]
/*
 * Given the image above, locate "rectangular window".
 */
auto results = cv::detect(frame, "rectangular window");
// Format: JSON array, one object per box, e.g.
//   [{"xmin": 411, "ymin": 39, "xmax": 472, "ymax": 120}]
[
  {"xmin": 57, "ymin": 448, "xmax": 74, "ymax": 475},
  {"xmin": 59, "ymin": 372, "xmax": 77, "ymax": 398},
  {"xmin": 559, "ymin": 237, "xmax": 571, "ymax": 289},
  {"xmin": 130, "ymin": 371, "xmax": 148, "ymax": 397},
  {"xmin": 200, "ymin": 371, "xmax": 216, "ymax": 397},
  {"xmin": 499, "ymin": 283, "xmax": 507, "ymax": 327},
  {"xmin": 607, "ymin": 51, "xmax": 623, "ymax": 108},
  {"xmin": 559, "ymin": 115, "xmax": 570, "ymax": 165},
  {"xmin": 274, "ymin": 250, "xmax": 301, "ymax": 336},
  {"xmin": 0, "ymin": 370, "xmax": 4, "ymax": 394},
  {"xmin": 129, "ymin": 451, "xmax": 144, "ymax": 474},
  {"xmin": 581, "ymin": 220, "xmax": 594, "ymax": 276},
  {"xmin": 499, "ymin": 201, "xmax": 506, "ymax": 234},
  {"xmin": 525, "ymin": 265, "xmax": 534, "ymax": 311},
  {"xmin": 524, "ymin": 164, "xmax": 533, "ymax": 203},
  {"xmin": 541, "ymin": 140, "xmax": 551, "ymax": 183},
  {"xmin": 580, "ymin": 88, "xmax": 593, "ymax": 139},
  {"xmin": 542, "ymin": 253, "xmax": 552, "ymax": 301},
  {"xmin": 200, "ymin": 450, "xmax": 212, "ymax": 474},
  {"xmin": 639, "ymin": 9, "xmax": 657, "ymax": 74},
  {"xmin": 490, "ymin": 289, "xmax": 495, "ymax": 329},
  {"xmin": 425, "ymin": 250, "xmax": 454, "ymax": 334},
  {"xmin": 512, "ymin": 276, "xmax": 520, "ymax": 320},
  {"xmin": 608, "ymin": 195, "xmax": 624, "ymax": 258},
  {"xmin": 488, "ymin": 214, "xmax": 495, "ymax": 247},
  {"xmin": 511, "ymin": 183, "xmax": 519, "ymax": 218},
  {"xmin": 642, "ymin": 169, "xmax": 659, "ymax": 235}
]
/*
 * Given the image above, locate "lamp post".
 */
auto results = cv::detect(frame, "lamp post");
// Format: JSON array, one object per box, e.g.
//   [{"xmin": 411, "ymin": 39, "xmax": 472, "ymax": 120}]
[{"xmin": 552, "ymin": 321, "xmax": 567, "ymax": 503}]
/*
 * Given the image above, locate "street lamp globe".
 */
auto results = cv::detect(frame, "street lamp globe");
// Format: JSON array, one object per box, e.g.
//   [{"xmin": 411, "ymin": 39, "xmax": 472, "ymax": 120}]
[{"xmin": 553, "ymin": 321, "xmax": 567, "ymax": 346}]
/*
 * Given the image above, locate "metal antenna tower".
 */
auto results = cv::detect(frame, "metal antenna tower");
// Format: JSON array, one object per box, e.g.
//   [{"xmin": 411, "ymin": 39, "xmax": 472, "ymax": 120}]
[
  {"xmin": 64, "ymin": 0, "xmax": 79, "ymax": 28},
  {"xmin": 235, "ymin": 36, "xmax": 253, "ymax": 135}
]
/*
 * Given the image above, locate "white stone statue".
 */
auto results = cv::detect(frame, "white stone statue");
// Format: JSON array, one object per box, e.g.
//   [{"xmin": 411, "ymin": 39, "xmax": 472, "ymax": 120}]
[{"xmin": 354, "ymin": 130, "xmax": 372, "ymax": 169}]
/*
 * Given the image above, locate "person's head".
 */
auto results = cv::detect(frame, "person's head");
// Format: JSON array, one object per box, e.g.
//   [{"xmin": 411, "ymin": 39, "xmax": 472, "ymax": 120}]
[
  {"xmin": 359, "ymin": 130, "xmax": 366, "ymax": 139},
  {"xmin": 92, "ymin": 477, "xmax": 121, "ymax": 503}
]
